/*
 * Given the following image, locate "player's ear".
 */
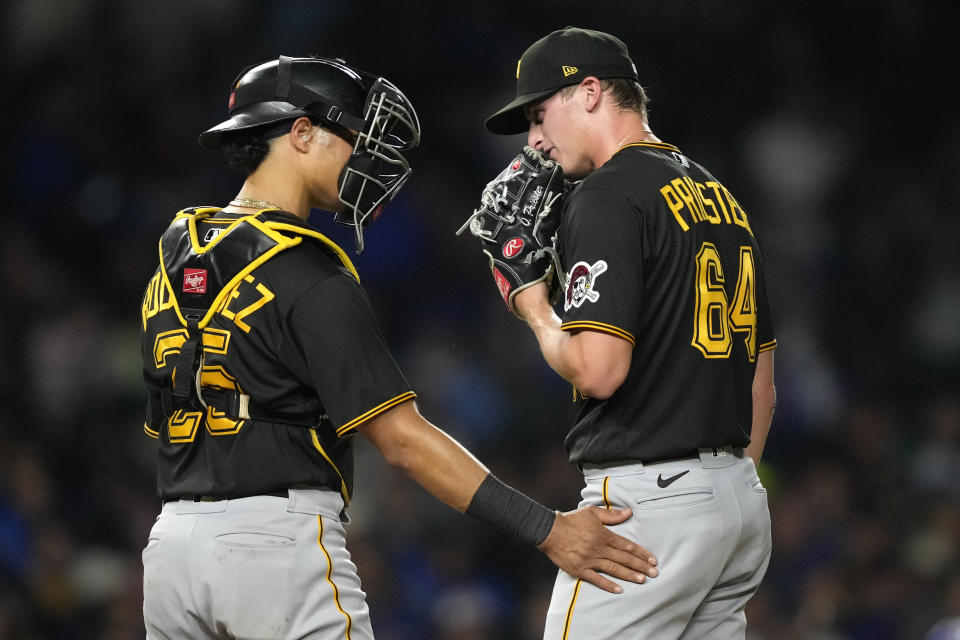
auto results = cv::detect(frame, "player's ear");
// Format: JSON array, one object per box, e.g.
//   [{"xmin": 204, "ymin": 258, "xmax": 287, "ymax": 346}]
[
  {"xmin": 580, "ymin": 77, "xmax": 604, "ymax": 112},
  {"xmin": 289, "ymin": 117, "xmax": 316, "ymax": 152}
]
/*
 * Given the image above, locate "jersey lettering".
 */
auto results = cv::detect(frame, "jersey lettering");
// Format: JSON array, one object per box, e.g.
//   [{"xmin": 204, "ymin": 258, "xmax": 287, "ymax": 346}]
[
  {"xmin": 217, "ymin": 274, "xmax": 276, "ymax": 333},
  {"xmin": 142, "ymin": 271, "xmax": 176, "ymax": 329},
  {"xmin": 660, "ymin": 179, "xmax": 753, "ymax": 236}
]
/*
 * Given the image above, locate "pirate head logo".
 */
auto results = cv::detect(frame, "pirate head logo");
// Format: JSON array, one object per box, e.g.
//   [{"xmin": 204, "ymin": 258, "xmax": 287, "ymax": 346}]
[{"xmin": 564, "ymin": 260, "xmax": 608, "ymax": 311}]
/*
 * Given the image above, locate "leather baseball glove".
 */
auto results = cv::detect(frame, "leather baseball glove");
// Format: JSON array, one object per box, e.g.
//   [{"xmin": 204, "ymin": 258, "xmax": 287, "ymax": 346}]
[{"xmin": 457, "ymin": 146, "xmax": 567, "ymax": 314}]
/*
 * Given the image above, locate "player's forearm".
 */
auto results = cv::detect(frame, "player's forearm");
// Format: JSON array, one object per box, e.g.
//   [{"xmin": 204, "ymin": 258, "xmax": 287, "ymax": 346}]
[
  {"xmin": 746, "ymin": 391, "xmax": 775, "ymax": 464},
  {"xmin": 359, "ymin": 401, "xmax": 557, "ymax": 545},
  {"xmin": 745, "ymin": 350, "xmax": 776, "ymax": 465},
  {"xmin": 359, "ymin": 402, "xmax": 489, "ymax": 512},
  {"xmin": 515, "ymin": 286, "xmax": 629, "ymax": 399},
  {"xmin": 514, "ymin": 286, "xmax": 585, "ymax": 384},
  {"xmin": 524, "ymin": 298, "xmax": 577, "ymax": 382}
]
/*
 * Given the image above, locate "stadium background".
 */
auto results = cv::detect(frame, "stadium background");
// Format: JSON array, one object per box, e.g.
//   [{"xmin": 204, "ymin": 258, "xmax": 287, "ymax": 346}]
[{"xmin": 2, "ymin": 1, "xmax": 958, "ymax": 638}]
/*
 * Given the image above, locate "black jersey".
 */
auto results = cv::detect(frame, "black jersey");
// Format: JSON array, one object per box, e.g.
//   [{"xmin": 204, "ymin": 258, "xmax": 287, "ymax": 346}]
[
  {"xmin": 140, "ymin": 208, "xmax": 414, "ymax": 502},
  {"xmin": 559, "ymin": 142, "xmax": 776, "ymax": 464}
]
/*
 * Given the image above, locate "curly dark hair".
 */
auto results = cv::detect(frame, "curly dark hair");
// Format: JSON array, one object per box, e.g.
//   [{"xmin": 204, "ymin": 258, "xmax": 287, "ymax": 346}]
[
  {"xmin": 220, "ymin": 134, "xmax": 273, "ymax": 175},
  {"xmin": 219, "ymin": 120, "xmax": 300, "ymax": 175}
]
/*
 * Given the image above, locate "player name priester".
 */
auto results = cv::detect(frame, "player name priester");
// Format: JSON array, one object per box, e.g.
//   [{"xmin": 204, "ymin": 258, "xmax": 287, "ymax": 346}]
[{"xmin": 659, "ymin": 176, "xmax": 753, "ymax": 236}]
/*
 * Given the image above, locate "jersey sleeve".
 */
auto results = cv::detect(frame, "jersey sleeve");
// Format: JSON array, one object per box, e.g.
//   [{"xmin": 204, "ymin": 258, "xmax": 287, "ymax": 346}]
[
  {"xmin": 288, "ymin": 274, "xmax": 415, "ymax": 436},
  {"xmin": 560, "ymin": 187, "xmax": 644, "ymax": 345}
]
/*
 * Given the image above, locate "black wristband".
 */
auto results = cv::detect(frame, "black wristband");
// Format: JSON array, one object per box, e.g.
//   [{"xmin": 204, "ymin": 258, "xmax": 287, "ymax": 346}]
[{"xmin": 465, "ymin": 474, "xmax": 557, "ymax": 546}]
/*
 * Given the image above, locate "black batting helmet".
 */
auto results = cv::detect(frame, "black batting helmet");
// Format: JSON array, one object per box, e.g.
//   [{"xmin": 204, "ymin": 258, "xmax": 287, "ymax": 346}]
[{"xmin": 199, "ymin": 56, "xmax": 421, "ymax": 253}]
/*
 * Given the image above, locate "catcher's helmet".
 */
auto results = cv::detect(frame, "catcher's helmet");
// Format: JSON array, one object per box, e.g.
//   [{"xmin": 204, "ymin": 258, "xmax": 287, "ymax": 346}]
[{"xmin": 199, "ymin": 56, "xmax": 421, "ymax": 253}]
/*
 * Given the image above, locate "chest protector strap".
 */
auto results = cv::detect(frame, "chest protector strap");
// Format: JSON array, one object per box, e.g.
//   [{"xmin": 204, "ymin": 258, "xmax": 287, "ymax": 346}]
[{"xmin": 156, "ymin": 207, "xmax": 356, "ymax": 426}]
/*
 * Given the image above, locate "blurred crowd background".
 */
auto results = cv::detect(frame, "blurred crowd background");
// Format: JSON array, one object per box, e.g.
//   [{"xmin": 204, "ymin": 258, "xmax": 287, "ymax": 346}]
[{"xmin": 2, "ymin": 1, "xmax": 958, "ymax": 639}]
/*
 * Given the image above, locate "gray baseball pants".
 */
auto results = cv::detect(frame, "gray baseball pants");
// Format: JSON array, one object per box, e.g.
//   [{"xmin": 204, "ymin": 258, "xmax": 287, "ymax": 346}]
[
  {"xmin": 543, "ymin": 447, "xmax": 772, "ymax": 639},
  {"xmin": 143, "ymin": 489, "xmax": 373, "ymax": 640}
]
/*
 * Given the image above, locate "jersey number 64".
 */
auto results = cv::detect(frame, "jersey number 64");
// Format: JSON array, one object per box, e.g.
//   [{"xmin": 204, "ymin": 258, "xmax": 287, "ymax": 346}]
[{"xmin": 692, "ymin": 242, "xmax": 757, "ymax": 362}]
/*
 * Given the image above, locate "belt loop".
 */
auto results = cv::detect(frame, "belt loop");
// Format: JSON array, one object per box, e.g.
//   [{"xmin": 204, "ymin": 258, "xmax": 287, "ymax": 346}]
[
  {"xmin": 238, "ymin": 394, "xmax": 251, "ymax": 420},
  {"xmin": 698, "ymin": 446, "xmax": 739, "ymax": 468}
]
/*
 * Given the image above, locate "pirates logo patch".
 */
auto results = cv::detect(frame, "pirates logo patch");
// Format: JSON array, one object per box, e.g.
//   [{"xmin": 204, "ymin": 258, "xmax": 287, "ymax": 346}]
[{"xmin": 564, "ymin": 260, "xmax": 608, "ymax": 311}]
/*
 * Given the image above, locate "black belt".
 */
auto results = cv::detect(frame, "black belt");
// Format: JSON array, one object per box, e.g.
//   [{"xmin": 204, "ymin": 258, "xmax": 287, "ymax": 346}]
[
  {"xmin": 163, "ymin": 490, "xmax": 289, "ymax": 504},
  {"xmin": 580, "ymin": 446, "xmax": 738, "ymax": 471}
]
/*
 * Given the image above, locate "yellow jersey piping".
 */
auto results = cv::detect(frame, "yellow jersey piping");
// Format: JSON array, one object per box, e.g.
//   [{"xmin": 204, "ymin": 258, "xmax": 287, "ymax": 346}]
[
  {"xmin": 309, "ymin": 430, "xmax": 351, "ymax": 507},
  {"xmin": 335, "ymin": 391, "xmax": 417, "ymax": 437},
  {"xmin": 759, "ymin": 339, "xmax": 777, "ymax": 353},
  {"xmin": 617, "ymin": 141, "xmax": 682, "ymax": 154}
]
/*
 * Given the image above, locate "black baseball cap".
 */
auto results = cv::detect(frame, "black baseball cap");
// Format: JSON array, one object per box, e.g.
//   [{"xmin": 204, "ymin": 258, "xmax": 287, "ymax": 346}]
[{"xmin": 485, "ymin": 27, "xmax": 639, "ymax": 135}]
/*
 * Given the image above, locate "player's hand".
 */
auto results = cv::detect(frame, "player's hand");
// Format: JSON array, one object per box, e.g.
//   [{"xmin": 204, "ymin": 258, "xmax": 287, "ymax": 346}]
[{"xmin": 537, "ymin": 506, "xmax": 658, "ymax": 594}]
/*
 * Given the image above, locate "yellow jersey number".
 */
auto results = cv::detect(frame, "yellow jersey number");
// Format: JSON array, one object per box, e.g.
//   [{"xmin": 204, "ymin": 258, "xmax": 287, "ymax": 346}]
[
  {"xmin": 692, "ymin": 242, "xmax": 758, "ymax": 362},
  {"xmin": 151, "ymin": 328, "xmax": 245, "ymax": 443}
]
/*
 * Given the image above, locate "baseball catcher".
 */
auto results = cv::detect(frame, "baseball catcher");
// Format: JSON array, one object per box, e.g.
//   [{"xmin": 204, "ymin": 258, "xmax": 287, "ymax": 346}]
[{"xmin": 457, "ymin": 146, "xmax": 568, "ymax": 313}]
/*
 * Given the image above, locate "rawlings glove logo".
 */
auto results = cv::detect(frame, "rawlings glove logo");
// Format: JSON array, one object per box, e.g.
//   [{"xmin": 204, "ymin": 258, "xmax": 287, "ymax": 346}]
[
  {"xmin": 564, "ymin": 260, "xmax": 608, "ymax": 310},
  {"xmin": 503, "ymin": 237, "xmax": 525, "ymax": 258}
]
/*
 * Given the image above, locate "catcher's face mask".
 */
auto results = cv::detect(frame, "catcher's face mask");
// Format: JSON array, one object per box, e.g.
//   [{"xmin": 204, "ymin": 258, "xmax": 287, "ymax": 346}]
[
  {"xmin": 198, "ymin": 55, "xmax": 420, "ymax": 254},
  {"xmin": 335, "ymin": 78, "xmax": 420, "ymax": 253}
]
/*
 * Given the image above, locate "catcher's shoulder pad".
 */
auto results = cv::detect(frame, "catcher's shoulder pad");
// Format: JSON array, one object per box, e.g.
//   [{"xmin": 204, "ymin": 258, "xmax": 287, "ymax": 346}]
[{"xmin": 158, "ymin": 209, "xmax": 309, "ymax": 330}]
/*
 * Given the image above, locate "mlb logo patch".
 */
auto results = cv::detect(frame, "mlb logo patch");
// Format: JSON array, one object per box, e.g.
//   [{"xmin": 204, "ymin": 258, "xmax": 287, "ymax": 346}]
[{"xmin": 183, "ymin": 268, "xmax": 207, "ymax": 294}]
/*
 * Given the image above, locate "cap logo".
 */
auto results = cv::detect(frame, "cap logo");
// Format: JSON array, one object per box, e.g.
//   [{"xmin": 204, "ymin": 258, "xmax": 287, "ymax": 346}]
[
  {"xmin": 562, "ymin": 66, "xmax": 579, "ymax": 77},
  {"xmin": 228, "ymin": 91, "xmax": 237, "ymax": 109},
  {"xmin": 516, "ymin": 58, "xmax": 522, "ymax": 79}
]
